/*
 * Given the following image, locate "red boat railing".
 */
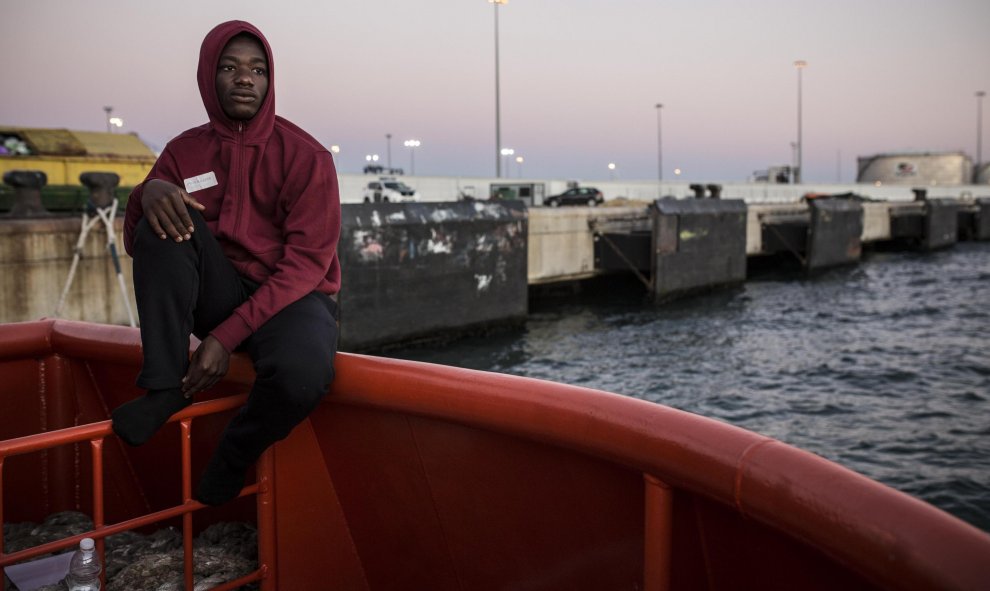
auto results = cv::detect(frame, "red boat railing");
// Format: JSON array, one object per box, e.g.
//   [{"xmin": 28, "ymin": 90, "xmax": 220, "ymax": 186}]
[
  {"xmin": 5, "ymin": 319, "xmax": 990, "ymax": 590},
  {"xmin": 0, "ymin": 395, "xmax": 276, "ymax": 591}
]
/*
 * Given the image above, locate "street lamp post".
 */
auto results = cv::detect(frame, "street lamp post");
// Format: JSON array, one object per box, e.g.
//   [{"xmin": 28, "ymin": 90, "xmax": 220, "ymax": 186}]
[
  {"xmin": 515, "ymin": 155, "xmax": 524, "ymax": 178},
  {"xmin": 608, "ymin": 162, "xmax": 616, "ymax": 181},
  {"xmin": 103, "ymin": 106, "xmax": 123, "ymax": 133},
  {"xmin": 404, "ymin": 139, "xmax": 421, "ymax": 175},
  {"xmin": 794, "ymin": 60, "xmax": 807, "ymax": 183},
  {"xmin": 977, "ymin": 91, "xmax": 986, "ymax": 180},
  {"xmin": 790, "ymin": 141, "xmax": 798, "ymax": 181},
  {"xmin": 385, "ymin": 133, "xmax": 392, "ymax": 170},
  {"xmin": 490, "ymin": 0, "xmax": 508, "ymax": 177},
  {"xmin": 655, "ymin": 103, "xmax": 663, "ymax": 182}
]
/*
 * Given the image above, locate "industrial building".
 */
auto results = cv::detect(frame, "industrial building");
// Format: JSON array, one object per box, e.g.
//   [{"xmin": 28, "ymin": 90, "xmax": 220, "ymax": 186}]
[{"xmin": 857, "ymin": 151, "xmax": 973, "ymax": 186}]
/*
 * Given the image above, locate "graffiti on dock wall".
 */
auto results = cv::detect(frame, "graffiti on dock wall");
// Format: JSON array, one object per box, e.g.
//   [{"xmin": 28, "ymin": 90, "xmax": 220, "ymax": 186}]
[
  {"xmin": 346, "ymin": 203, "xmax": 525, "ymax": 278},
  {"xmin": 338, "ymin": 201, "xmax": 529, "ymax": 349}
]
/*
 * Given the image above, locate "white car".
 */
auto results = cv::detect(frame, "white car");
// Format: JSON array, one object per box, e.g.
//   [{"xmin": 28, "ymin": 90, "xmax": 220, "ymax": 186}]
[{"xmin": 362, "ymin": 177, "xmax": 419, "ymax": 203}]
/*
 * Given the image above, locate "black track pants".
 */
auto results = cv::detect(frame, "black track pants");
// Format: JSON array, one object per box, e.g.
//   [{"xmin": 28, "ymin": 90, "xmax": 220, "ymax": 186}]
[{"xmin": 131, "ymin": 209, "xmax": 338, "ymax": 468}]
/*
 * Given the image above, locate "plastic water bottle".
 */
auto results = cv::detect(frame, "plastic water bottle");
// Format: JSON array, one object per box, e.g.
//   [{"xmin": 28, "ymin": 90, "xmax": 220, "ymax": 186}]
[{"xmin": 66, "ymin": 537, "xmax": 101, "ymax": 591}]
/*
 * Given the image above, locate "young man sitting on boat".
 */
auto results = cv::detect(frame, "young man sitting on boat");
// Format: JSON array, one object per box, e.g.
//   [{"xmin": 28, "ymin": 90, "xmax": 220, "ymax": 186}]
[{"xmin": 111, "ymin": 20, "xmax": 341, "ymax": 506}]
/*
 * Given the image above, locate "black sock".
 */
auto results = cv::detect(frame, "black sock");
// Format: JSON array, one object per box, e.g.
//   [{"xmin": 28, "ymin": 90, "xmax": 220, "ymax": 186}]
[
  {"xmin": 195, "ymin": 450, "xmax": 248, "ymax": 506},
  {"xmin": 111, "ymin": 388, "xmax": 191, "ymax": 447}
]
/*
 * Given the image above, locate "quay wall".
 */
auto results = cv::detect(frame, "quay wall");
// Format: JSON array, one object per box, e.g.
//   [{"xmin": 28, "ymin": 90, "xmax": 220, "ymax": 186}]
[
  {"xmin": 338, "ymin": 200, "xmax": 528, "ymax": 350},
  {"xmin": 0, "ymin": 196, "xmax": 985, "ymax": 347},
  {"xmin": 862, "ymin": 202, "xmax": 892, "ymax": 242},
  {"xmin": 527, "ymin": 207, "xmax": 631, "ymax": 284},
  {"xmin": 0, "ymin": 217, "xmax": 134, "ymax": 326}
]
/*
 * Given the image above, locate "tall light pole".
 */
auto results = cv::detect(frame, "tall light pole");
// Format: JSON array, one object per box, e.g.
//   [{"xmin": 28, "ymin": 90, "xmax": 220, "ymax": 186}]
[
  {"xmin": 794, "ymin": 60, "xmax": 807, "ymax": 183},
  {"xmin": 104, "ymin": 106, "xmax": 113, "ymax": 133},
  {"xmin": 977, "ymin": 91, "xmax": 986, "ymax": 180},
  {"xmin": 608, "ymin": 162, "xmax": 616, "ymax": 181},
  {"xmin": 490, "ymin": 0, "xmax": 508, "ymax": 177},
  {"xmin": 515, "ymin": 155, "xmax": 524, "ymax": 178},
  {"xmin": 385, "ymin": 133, "xmax": 393, "ymax": 170},
  {"xmin": 790, "ymin": 141, "xmax": 798, "ymax": 182},
  {"xmin": 655, "ymin": 103, "xmax": 663, "ymax": 182},
  {"xmin": 404, "ymin": 139, "xmax": 421, "ymax": 175}
]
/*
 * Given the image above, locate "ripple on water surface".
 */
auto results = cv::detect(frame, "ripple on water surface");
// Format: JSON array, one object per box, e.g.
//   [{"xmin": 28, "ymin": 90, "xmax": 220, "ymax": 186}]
[{"xmin": 386, "ymin": 243, "xmax": 990, "ymax": 532}]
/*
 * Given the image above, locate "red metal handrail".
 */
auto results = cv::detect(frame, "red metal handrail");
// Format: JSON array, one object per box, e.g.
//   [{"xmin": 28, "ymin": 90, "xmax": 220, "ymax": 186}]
[{"xmin": 0, "ymin": 394, "xmax": 275, "ymax": 591}]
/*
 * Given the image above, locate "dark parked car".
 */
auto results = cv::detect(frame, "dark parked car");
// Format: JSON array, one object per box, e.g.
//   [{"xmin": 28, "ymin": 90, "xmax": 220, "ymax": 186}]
[{"xmin": 544, "ymin": 187, "xmax": 604, "ymax": 207}]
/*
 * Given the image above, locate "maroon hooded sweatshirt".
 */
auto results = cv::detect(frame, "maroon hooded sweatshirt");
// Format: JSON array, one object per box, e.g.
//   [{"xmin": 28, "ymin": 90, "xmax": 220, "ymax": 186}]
[{"xmin": 124, "ymin": 20, "xmax": 341, "ymax": 353}]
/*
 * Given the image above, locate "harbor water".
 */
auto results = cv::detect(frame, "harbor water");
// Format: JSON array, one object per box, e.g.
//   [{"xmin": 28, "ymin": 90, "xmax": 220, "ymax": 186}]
[{"xmin": 385, "ymin": 242, "xmax": 990, "ymax": 532}]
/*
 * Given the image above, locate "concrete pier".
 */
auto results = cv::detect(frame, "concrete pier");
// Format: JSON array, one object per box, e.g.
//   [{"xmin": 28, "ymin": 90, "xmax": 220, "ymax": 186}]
[
  {"xmin": 1, "ymin": 193, "xmax": 988, "ymax": 349},
  {"xmin": 338, "ymin": 201, "xmax": 528, "ymax": 350},
  {"xmin": 651, "ymin": 198, "xmax": 747, "ymax": 299},
  {"xmin": 978, "ymin": 199, "xmax": 990, "ymax": 240},
  {"xmin": 807, "ymin": 199, "xmax": 864, "ymax": 269},
  {"xmin": 756, "ymin": 198, "xmax": 864, "ymax": 271},
  {"xmin": 925, "ymin": 199, "xmax": 960, "ymax": 250},
  {"xmin": 0, "ymin": 217, "xmax": 134, "ymax": 325}
]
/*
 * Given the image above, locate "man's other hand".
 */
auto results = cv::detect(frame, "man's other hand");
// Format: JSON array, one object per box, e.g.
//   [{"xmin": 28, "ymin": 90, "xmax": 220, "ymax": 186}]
[
  {"xmin": 183, "ymin": 336, "xmax": 230, "ymax": 396},
  {"xmin": 142, "ymin": 179, "xmax": 206, "ymax": 242}
]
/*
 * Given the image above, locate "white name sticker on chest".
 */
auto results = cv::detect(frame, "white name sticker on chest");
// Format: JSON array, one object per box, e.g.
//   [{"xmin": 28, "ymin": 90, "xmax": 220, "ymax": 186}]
[{"xmin": 183, "ymin": 171, "xmax": 218, "ymax": 193}]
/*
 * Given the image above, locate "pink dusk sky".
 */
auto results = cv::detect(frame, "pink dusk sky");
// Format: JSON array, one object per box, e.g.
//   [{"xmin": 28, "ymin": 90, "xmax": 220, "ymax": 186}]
[{"xmin": 2, "ymin": 0, "xmax": 988, "ymax": 183}]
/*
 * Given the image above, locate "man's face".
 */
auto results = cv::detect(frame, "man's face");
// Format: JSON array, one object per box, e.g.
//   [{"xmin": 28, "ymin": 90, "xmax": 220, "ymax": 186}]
[{"xmin": 215, "ymin": 34, "xmax": 269, "ymax": 121}]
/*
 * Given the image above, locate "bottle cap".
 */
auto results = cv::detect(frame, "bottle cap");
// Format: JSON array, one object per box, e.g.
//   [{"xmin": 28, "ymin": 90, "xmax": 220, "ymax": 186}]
[{"xmin": 80, "ymin": 538, "xmax": 95, "ymax": 551}]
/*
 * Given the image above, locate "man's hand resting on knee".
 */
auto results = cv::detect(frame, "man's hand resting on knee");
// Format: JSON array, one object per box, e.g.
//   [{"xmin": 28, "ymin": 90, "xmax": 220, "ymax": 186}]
[
  {"xmin": 183, "ymin": 335, "xmax": 230, "ymax": 397},
  {"xmin": 142, "ymin": 179, "xmax": 206, "ymax": 243}
]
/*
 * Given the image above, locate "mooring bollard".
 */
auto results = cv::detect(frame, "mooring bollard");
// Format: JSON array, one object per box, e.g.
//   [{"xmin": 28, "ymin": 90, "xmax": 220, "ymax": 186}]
[
  {"xmin": 3, "ymin": 169, "xmax": 51, "ymax": 218},
  {"xmin": 706, "ymin": 184, "xmax": 723, "ymax": 199},
  {"xmin": 688, "ymin": 184, "xmax": 705, "ymax": 199},
  {"xmin": 79, "ymin": 172, "xmax": 120, "ymax": 209}
]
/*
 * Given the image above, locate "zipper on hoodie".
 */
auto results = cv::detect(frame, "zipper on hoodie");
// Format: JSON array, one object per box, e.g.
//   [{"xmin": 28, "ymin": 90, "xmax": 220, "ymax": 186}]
[{"xmin": 231, "ymin": 121, "xmax": 245, "ymax": 236}]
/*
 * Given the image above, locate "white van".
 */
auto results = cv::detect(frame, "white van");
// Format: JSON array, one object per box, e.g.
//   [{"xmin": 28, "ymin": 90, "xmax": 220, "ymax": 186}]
[{"xmin": 362, "ymin": 177, "xmax": 419, "ymax": 203}]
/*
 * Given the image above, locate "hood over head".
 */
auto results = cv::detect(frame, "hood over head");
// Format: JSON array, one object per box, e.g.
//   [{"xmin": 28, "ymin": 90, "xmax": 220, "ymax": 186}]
[{"xmin": 197, "ymin": 20, "xmax": 275, "ymax": 141}]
